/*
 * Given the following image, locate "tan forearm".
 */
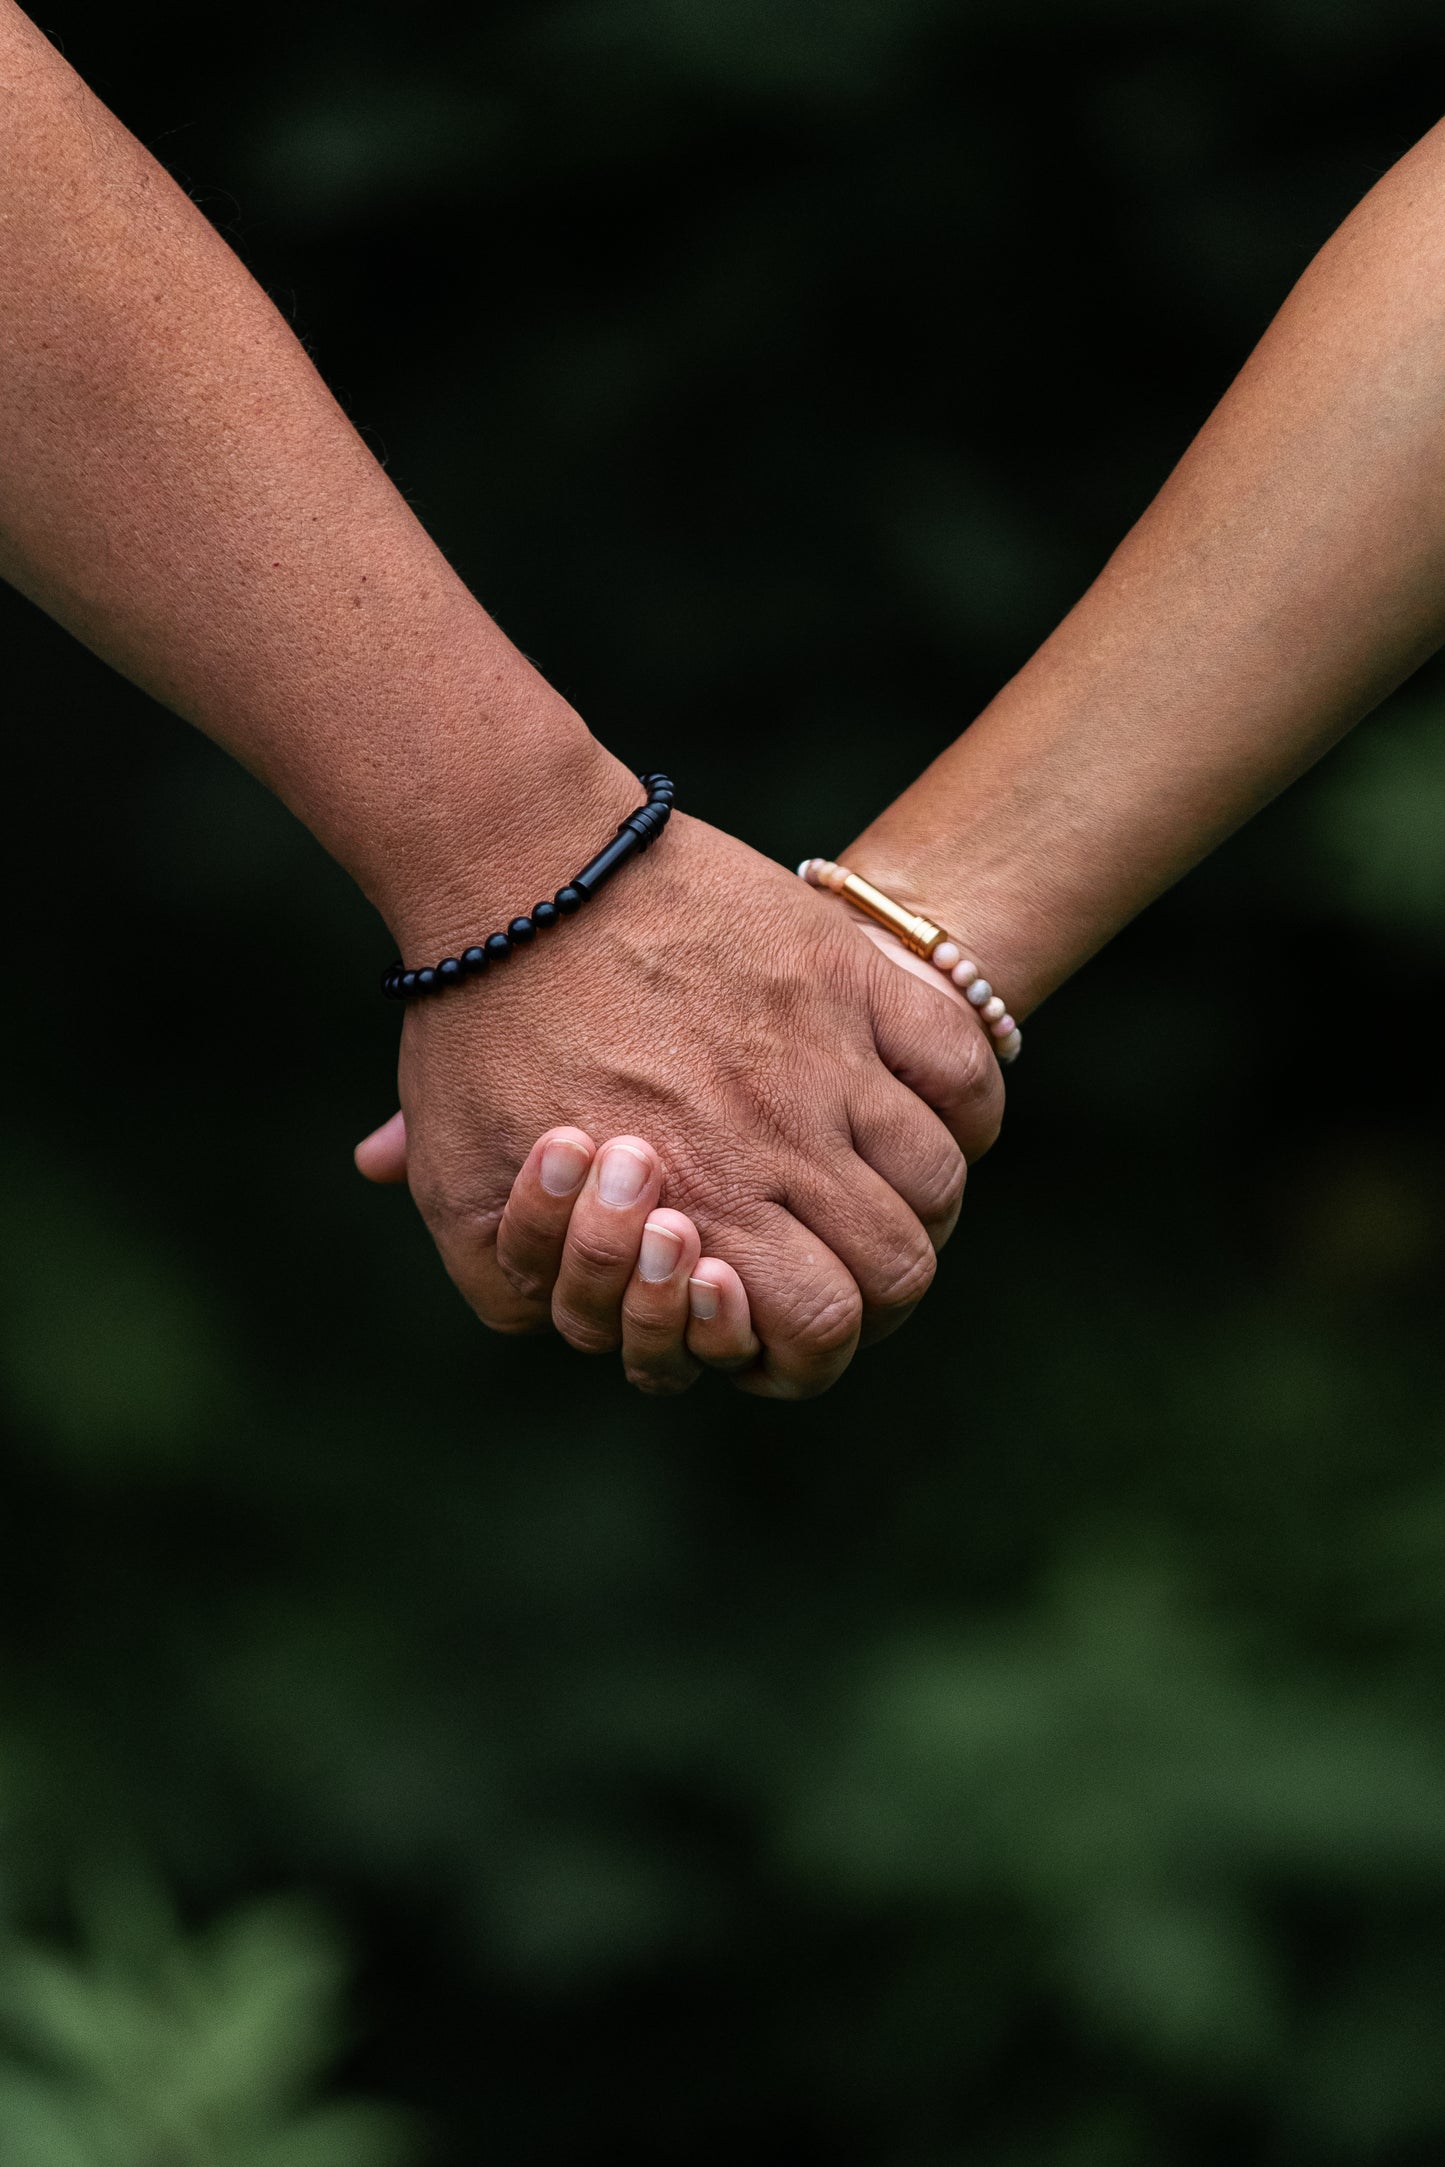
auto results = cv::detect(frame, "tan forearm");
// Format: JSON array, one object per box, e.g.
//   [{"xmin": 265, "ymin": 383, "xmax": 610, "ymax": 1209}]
[
  {"xmin": 849, "ymin": 117, "xmax": 1445, "ymax": 1014},
  {"xmin": 0, "ymin": 2, "xmax": 628, "ymax": 941}
]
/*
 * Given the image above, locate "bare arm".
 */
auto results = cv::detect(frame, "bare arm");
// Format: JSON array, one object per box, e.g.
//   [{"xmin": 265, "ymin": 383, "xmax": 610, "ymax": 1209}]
[
  {"xmin": 0, "ymin": 1, "xmax": 1003, "ymax": 1397},
  {"xmin": 0, "ymin": 0, "xmax": 617, "ymax": 929},
  {"xmin": 846, "ymin": 119, "xmax": 1445, "ymax": 1015}
]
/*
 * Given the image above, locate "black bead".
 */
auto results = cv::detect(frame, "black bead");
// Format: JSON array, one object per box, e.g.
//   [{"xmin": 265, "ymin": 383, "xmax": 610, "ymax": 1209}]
[{"xmin": 376, "ymin": 773, "xmax": 673, "ymax": 997}]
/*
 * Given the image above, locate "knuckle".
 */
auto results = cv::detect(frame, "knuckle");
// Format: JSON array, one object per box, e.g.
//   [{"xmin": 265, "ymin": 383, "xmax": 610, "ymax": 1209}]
[
  {"xmin": 552, "ymin": 1304, "xmax": 621, "ymax": 1356},
  {"xmin": 781, "ymin": 1278, "xmax": 863, "ymax": 1363},
  {"xmin": 868, "ymin": 1234, "xmax": 937, "ymax": 1312},
  {"xmin": 928, "ymin": 1144, "xmax": 968, "ymax": 1220},
  {"xmin": 892, "ymin": 1115, "xmax": 966, "ymax": 1226},
  {"xmin": 619, "ymin": 1315, "xmax": 673, "ymax": 1358},
  {"xmin": 494, "ymin": 1248, "xmax": 551, "ymax": 1306},
  {"xmin": 620, "ymin": 1287, "xmax": 682, "ymax": 1345},
  {"xmin": 948, "ymin": 1016, "xmax": 991, "ymax": 1098},
  {"xmin": 949, "ymin": 1023, "xmax": 1005, "ymax": 1151},
  {"xmin": 562, "ymin": 1226, "xmax": 632, "ymax": 1285}
]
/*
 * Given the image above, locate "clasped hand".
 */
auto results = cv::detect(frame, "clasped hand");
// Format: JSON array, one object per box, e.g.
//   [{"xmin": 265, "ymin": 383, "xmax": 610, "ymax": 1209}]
[{"xmin": 357, "ymin": 810, "xmax": 1001, "ymax": 1398}]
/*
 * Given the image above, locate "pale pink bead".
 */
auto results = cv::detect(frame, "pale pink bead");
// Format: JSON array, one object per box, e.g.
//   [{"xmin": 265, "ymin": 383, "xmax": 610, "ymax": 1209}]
[
  {"xmin": 990, "ymin": 1013, "xmax": 1016, "ymax": 1039},
  {"xmin": 796, "ymin": 859, "xmax": 815, "ymax": 880},
  {"xmin": 996, "ymin": 1027, "xmax": 1023, "ymax": 1063},
  {"xmin": 965, "ymin": 980, "xmax": 992, "ymax": 1008},
  {"xmin": 826, "ymin": 862, "xmax": 849, "ymax": 892},
  {"xmin": 981, "ymin": 995, "xmax": 1006, "ymax": 1025},
  {"xmin": 931, "ymin": 940, "xmax": 961, "ymax": 972},
  {"xmin": 950, "ymin": 959, "xmax": 979, "ymax": 988}
]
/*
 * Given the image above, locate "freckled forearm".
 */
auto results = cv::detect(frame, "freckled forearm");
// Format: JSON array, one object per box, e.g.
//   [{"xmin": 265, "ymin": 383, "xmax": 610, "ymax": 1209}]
[
  {"xmin": 0, "ymin": 0, "xmax": 627, "ymax": 932},
  {"xmin": 848, "ymin": 118, "xmax": 1445, "ymax": 1014}
]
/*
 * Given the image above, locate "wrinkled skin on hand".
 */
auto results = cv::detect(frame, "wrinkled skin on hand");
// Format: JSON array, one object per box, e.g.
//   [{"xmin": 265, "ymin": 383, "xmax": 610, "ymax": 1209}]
[{"xmin": 390, "ymin": 810, "xmax": 1003, "ymax": 1398}]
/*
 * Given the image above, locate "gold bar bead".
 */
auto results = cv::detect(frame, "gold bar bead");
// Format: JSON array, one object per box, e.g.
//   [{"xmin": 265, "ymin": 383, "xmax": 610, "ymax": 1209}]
[{"xmin": 839, "ymin": 872, "xmax": 944, "ymax": 959}]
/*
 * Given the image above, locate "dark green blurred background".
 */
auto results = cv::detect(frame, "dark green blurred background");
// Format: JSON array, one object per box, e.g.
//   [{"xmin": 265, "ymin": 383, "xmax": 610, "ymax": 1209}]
[{"xmin": 5, "ymin": 1, "xmax": 1445, "ymax": 2160}]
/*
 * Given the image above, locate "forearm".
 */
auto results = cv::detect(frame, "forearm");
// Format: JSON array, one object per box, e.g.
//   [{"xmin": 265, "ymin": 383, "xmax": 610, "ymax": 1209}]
[
  {"xmin": 849, "ymin": 118, "xmax": 1445, "ymax": 1014},
  {"xmin": 0, "ymin": 2, "xmax": 629, "ymax": 942}
]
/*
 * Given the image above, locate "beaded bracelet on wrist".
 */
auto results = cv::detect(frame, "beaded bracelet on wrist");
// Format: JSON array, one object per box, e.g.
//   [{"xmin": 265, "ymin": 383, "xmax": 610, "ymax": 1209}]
[
  {"xmin": 381, "ymin": 771, "xmax": 674, "ymax": 1002},
  {"xmin": 797, "ymin": 857, "xmax": 1023, "ymax": 1064}
]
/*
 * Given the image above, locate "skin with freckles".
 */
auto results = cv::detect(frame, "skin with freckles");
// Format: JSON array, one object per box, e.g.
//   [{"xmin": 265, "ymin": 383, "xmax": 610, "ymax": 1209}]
[
  {"xmin": 355, "ymin": 923, "xmax": 969, "ymax": 1394},
  {"xmin": 350, "ymin": 125, "xmax": 1445, "ymax": 1394},
  {"xmin": 844, "ymin": 120, "xmax": 1445, "ymax": 1016},
  {"xmin": 15, "ymin": 0, "xmax": 1445, "ymax": 1396},
  {"xmin": 391, "ymin": 824, "xmax": 997, "ymax": 1399},
  {"xmin": 0, "ymin": 0, "xmax": 1000, "ymax": 1403}
]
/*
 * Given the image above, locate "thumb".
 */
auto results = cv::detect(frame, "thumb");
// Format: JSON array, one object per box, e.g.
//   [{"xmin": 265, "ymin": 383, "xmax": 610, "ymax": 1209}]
[
  {"xmin": 354, "ymin": 1108, "xmax": 409, "ymax": 1184},
  {"xmin": 861, "ymin": 926, "xmax": 1006, "ymax": 1162}
]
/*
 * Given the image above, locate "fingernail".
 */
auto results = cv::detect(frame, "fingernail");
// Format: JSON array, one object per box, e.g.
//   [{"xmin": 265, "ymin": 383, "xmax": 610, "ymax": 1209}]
[
  {"xmin": 688, "ymin": 1277, "xmax": 720, "ymax": 1322},
  {"xmin": 597, "ymin": 1143, "xmax": 651, "ymax": 1208},
  {"xmin": 540, "ymin": 1139, "xmax": 591, "ymax": 1197},
  {"xmin": 639, "ymin": 1220, "xmax": 683, "ymax": 1283}
]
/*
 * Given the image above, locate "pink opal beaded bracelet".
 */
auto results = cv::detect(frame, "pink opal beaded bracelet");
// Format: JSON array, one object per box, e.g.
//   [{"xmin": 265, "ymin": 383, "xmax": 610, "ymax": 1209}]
[{"xmin": 797, "ymin": 857, "xmax": 1023, "ymax": 1065}]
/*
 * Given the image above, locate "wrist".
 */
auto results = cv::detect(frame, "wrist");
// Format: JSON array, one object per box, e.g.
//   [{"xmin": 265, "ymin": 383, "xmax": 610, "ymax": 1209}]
[
  {"xmin": 841, "ymin": 799, "xmax": 1051, "ymax": 1023},
  {"xmin": 344, "ymin": 693, "xmax": 638, "ymax": 961}
]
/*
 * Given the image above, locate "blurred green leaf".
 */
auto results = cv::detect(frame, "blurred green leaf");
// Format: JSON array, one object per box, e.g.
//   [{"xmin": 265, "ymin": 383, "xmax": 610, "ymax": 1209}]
[{"xmin": 0, "ymin": 1886, "xmax": 419, "ymax": 2167}]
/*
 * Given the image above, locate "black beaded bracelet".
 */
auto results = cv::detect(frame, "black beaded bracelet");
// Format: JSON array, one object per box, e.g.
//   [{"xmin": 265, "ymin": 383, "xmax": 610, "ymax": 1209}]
[{"xmin": 380, "ymin": 770, "xmax": 675, "ymax": 1002}]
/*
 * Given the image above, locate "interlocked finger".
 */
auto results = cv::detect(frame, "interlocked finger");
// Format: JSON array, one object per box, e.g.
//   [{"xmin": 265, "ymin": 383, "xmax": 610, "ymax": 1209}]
[
  {"xmin": 619, "ymin": 1208, "xmax": 704, "ymax": 1394},
  {"xmin": 494, "ymin": 1127, "xmax": 598, "ymax": 1309},
  {"xmin": 551, "ymin": 1136, "xmax": 665, "ymax": 1353},
  {"xmin": 684, "ymin": 1259, "xmax": 759, "ymax": 1371}
]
